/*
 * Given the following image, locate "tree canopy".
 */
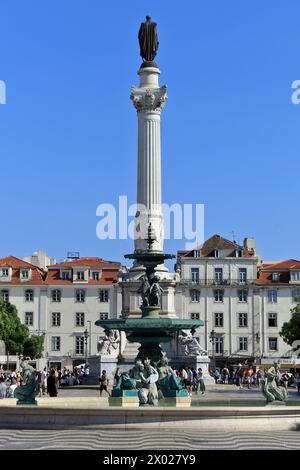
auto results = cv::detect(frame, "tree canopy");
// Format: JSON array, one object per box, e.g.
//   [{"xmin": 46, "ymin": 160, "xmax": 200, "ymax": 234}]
[
  {"xmin": 280, "ymin": 302, "xmax": 300, "ymax": 353},
  {"xmin": 0, "ymin": 299, "xmax": 44, "ymax": 359}
]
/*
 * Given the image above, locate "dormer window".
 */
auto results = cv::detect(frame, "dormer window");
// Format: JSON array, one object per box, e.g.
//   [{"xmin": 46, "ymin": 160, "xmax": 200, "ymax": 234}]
[
  {"xmin": 92, "ymin": 271, "xmax": 100, "ymax": 281},
  {"xmin": 214, "ymin": 249, "xmax": 219, "ymax": 258},
  {"xmin": 21, "ymin": 270, "xmax": 29, "ymax": 279},
  {"xmin": 61, "ymin": 271, "xmax": 70, "ymax": 280},
  {"xmin": 291, "ymin": 271, "xmax": 300, "ymax": 281},
  {"xmin": 1, "ymin": 268, "xmax": 9, "ymax": 277},
  {"xmin": 77, "ymin": 271, "xmax": 85, "ymax": 281},
  {"xmin": 272, "ymin": 272, "xmax": 280, "ymax": 282},
  {"xmin": 194, "ymin": 250, "xmax": 201, "ymax": 258},
  {"xmin": 236, "ymin": 249, "xmax": 243, "ymax": 258}
]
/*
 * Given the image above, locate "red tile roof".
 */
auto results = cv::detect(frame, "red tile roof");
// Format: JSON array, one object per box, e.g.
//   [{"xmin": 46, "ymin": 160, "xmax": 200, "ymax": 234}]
[
  {"xmin": 0, "ymin": 256, "xmax": 45, "ymax": 285},
  {"xmin": 48, "ymin": 257, "xmax": 120, "ymax": 269},
  {"xmin": 262, "ymin": 259, "xmax": 300, "ymax": 270},
  {"xmin": 256, "ymin": 259, "xmax": 300, "ymax": 285},
  {"xmin": 45, "ymin": 257, "xmax": 120, "ymax": 285}
]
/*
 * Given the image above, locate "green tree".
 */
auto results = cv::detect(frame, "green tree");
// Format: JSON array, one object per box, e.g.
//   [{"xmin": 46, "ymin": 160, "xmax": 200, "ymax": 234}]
[
  {"xmin": 23, "ymin": 335, "xmax": 44, "ymax": 359},
  {"xmin": 0, "ymin": 300, "xmax": 44, "ymax": 359},
  {"xmin": 0, "ymin": 299, "xmax": 29, "ymax": 354},
  {"xmin": 280, "ymin": 302, "xmax": 300, "ymax": 350}
]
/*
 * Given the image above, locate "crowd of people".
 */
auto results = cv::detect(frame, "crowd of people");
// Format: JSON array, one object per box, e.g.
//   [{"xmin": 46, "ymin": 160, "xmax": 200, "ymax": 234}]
[
  {"xmin": 0, "ymin": 364, "xmax": 90, "ymax": 399},
  {"xmin": 209, "ymin": 364, "xmax": 300, "ymax": 392},
  {"xmin": 99, "ymin": 366, "xmax": 206, "ymax": 397},
  {"xmin": 1, "ymin": 362, "xmax": 300, "ymax": 399}
]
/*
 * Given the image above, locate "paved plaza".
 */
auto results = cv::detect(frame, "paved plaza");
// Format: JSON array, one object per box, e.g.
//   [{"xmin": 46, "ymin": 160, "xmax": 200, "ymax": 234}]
[
  {"xmin": 0, "ymin": 386, "xmax": 299, "ymax": 450},
  {"xmin": 52, "ymin": 385, "xmax": 300, "ymax": 406},
  {"xmin": 0, "ymin": 428, "xmax": 299, "ymax": 450}
]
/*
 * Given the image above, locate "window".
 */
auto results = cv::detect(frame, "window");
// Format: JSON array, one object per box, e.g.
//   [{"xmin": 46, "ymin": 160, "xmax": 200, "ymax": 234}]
[
  {"xmin": 214, "ymin": 268, "xmax": 223, "ymax": 282},
  {"xmin": 268, "ymin": 337, "xmax": 278, "ymax": 351},
  {"xmin": 92, "ymin": 271, "xmax": 100, "ymax": 281},
  {"xmin": 239, "ymin": 268, "xmax": 247, "ymax": 283},
  {"xmin": 61, "ymin": 271, "xmax": 70, "ymax": 280},
  {"xmin": 21, "ymin": 270, "xmax": 29, "ymax": 279},
  {"xmin": 215, "ymin": 337, "xmax": 223, "ymax": 354},
  {"xmin": 52, "ymin": 312, "xmax": 61, "ymax": 327},
  {"xmin": 191, "ymin": 268, "xmax": 199, "ymax": 283},
  {"xmin": 76, "ymin": 289, "xmax": 85, "ymax": 302},
  {"xmin": 238, "ymin": 289, "xmax": 248, "ymax": 302},
  {"xmin": 238, "ymin": 313, "xmax": 248, "ymax": 327},
  {"xmin": 75, "ymin": 336, "xmax": 84, "ymax": 355},
  {"xmin": 292, "ymin": 288, "xmax": 300, "ymax": 302},
  {"xmin": 268, "ymin": 313, "xmax": 277, "ymax": 328},
  {"xmin": 214, "ymin": 289, "xmax": 224, "ymax": 302},
  {"xmin": 99, "ymin": 312, "xmax": 109, "ymax": 320},
  {"xmin": 194, "ymin": 250, "xmax": 201, "ymax": 257},
  {"xmin": 190, "ymin": 312, "xmax": 200, "ymax": 320},
  {"xmin": 214, "ymin": 249, "xmax": 219, "ymax": 258},
  {"xmin": 215, "ymin": 312, "xmax": 223, "ymax": 327},
  {"xmin": 52, "ymin": 290, "xmax": 61, "ymax": 302},
  {"xmin": 76, "ymin": 312, "xmax": 85, "ymax": 327},
  {"xmin": 25, "ymin": 312, "xmax": 33, "ymax": 326},
  {"xmin": 99, "ymin": 289, "xmax": 109, "ymax": 302},
  {"xmin": 190, "ymin": 289, "xmax": 200, "ymax": 302},
  {"xmin": 291, "ymin": 271, "xmax": 300, "ymax": 281},
  {"xmin": 268, "ymin": 290, "xmax": 277, "ymax": 303},
  {"xmin": 239, "ymin": 337, "xmax": 248, "ymax": 351},
  {"xmin": 1, "ymin": 290, "xmax": 9, "ymax": 302},
  {"xmin": 25, "ymin": 289, "xmax": 34, "ymax": 302},
  {"xmin": 272, "ymin": 272, "xmax": 280, "ymax": 282},
  {"xmin": 77, "ymin": 271, "xmax": 84, "ymax": 280},
  {"xmin": 51, "ymin": 336, "xmax": 61, "ymax": 351},
  {"xmin": 1, "ymin": 268, "xmax": 8, "ymax": 277}
]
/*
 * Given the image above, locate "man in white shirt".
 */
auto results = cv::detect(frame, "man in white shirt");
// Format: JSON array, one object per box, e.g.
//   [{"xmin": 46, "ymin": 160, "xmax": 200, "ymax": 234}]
[
  {"xmin": 6, "ymin": 379, "xmax": 17, "ymax": 398},
  {"xmin": 0, "ymin": 377, "xmax": 7, "ymax": 398}
]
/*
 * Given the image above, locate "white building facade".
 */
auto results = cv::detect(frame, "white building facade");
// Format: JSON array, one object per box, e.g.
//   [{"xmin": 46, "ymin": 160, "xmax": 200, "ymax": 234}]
[
  {"xmin": 176, "ymin": 235, "xmax": 300, "ymax": 368},
  {"xmin": 0, "ymin": 256, "xmax": 122, "ymax": 370}
]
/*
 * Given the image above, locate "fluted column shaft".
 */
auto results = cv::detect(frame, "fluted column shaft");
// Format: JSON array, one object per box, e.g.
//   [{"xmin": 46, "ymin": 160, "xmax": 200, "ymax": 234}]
[{"xmin": 131, "ymin": 66, "xmax": 167, "ymax": 252}]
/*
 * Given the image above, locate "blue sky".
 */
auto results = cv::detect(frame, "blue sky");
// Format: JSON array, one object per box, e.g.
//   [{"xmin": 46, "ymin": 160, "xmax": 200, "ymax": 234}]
[{"xmin": 0, "ymin": 1, "xmax": 299, "ymax": 266}]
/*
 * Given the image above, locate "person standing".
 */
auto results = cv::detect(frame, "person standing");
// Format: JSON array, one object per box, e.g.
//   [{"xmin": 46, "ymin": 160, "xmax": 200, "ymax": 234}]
[
  {"xmin": 295, "ymin": 372, "xmax": 300, "ymax": 393},
  {"xmin": 186, "ymin": 367, "xmax": 193, "ymax": 396},
  {"xmin": 0, "ymin": 377, "xmax": 7, "ymax": 398},
  {"xmin": 99, "ymin": 370, "xmax": 110, "ymax": 396},
  {"xmin": 196, "ymin": 368, "xmax": 205, "ymax": 395},
  {"xmin": 236, "ymin": 364, "xmax": 244, "ymax": 389},
  {"xmin": 47, "ymin": 369, "xmax": 58, "ymax": 397},
  {"xmin": 281, "ymin": 372, "xmax": 289, "ymax": 392},
  {"xmin": 7, "ymin": 379, "xmax": 17, "ymax": 398},
  {"xmin": 40, "ymin": 367, "xmax": 47, "ymax": 396},
  {"xmin": 114, "ymin": 367, "xmax": 121, "ymax": 386}
]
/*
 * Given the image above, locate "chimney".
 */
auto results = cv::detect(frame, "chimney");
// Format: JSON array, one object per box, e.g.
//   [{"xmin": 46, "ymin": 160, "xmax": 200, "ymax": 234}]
[{"xmin": 243, "ymin": 237, "xmax": 256, "ymax": 254}]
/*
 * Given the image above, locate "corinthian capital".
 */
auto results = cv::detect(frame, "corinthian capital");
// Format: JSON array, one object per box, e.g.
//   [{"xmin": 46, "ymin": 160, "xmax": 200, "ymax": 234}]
[{"xmin": 130, "ymin": 85, "xmax": 168, "ymax": 112}]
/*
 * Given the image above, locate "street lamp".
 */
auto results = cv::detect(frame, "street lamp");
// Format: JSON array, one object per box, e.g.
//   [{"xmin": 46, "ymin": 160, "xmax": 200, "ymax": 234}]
[
  {"xmin": 83, "ymin": 328, "xmax": 89, "ymax": 365},
  {"xmin": 209, "ymin": 329, "xmax": 216, "ymax": 364},
  {"xmin": 87, "ymin": 320, "xmax": 92, "ymax": 357}
]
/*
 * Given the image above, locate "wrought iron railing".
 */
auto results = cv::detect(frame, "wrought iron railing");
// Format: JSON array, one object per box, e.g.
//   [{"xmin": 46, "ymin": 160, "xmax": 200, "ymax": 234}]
[
  {"xmin": 181, "ymin": 278, "xmax": 256, "ymax": 287},
  {"xmin": 207, "ymin": 350, "xmax": 229, "ymax": 357}
]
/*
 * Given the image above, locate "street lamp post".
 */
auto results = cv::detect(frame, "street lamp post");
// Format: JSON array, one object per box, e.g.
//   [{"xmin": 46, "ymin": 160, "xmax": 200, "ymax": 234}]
[
  {"xmin": 83, "ymin": 328, "xmax": 89, "ymax": 366},
  {"xmin": 87, "ymin": 320, "xmax": 92, "ymax": 357},
  {"xmin": 209, "ymin": 330, "xmax": 216, "ymax": 367}
]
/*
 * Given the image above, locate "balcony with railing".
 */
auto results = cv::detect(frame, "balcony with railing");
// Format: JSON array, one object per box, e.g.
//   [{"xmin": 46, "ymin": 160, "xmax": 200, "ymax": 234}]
[
  {"xmin": 208, "ymin": 349, "xmax": 229, "ymax": 357},
  {"xmin": 180, "ymin": 278, "xmax": 256, "ymax": 287}
]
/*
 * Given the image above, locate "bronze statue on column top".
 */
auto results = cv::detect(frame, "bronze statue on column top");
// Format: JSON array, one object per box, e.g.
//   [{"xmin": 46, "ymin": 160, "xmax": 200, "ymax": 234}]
[{"xmin": 138, "ymin": 16, "xmax": 159, "ymax": 67}]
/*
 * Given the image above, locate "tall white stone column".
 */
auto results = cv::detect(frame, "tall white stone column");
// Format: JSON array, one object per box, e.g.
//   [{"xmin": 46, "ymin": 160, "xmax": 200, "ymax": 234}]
[{"xmin": 130, "ymin": 66, "xmax": 167, "ymax": 253}]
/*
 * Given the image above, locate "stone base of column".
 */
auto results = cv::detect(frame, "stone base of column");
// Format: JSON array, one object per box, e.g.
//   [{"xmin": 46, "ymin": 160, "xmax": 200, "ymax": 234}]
[
  {"xmin": 87, "ymin": 356, "xmax": 118, "ymax": 386},
  {"xmin": 196, "ymin": 356, "xmax": 215, "ymax": 384}
]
